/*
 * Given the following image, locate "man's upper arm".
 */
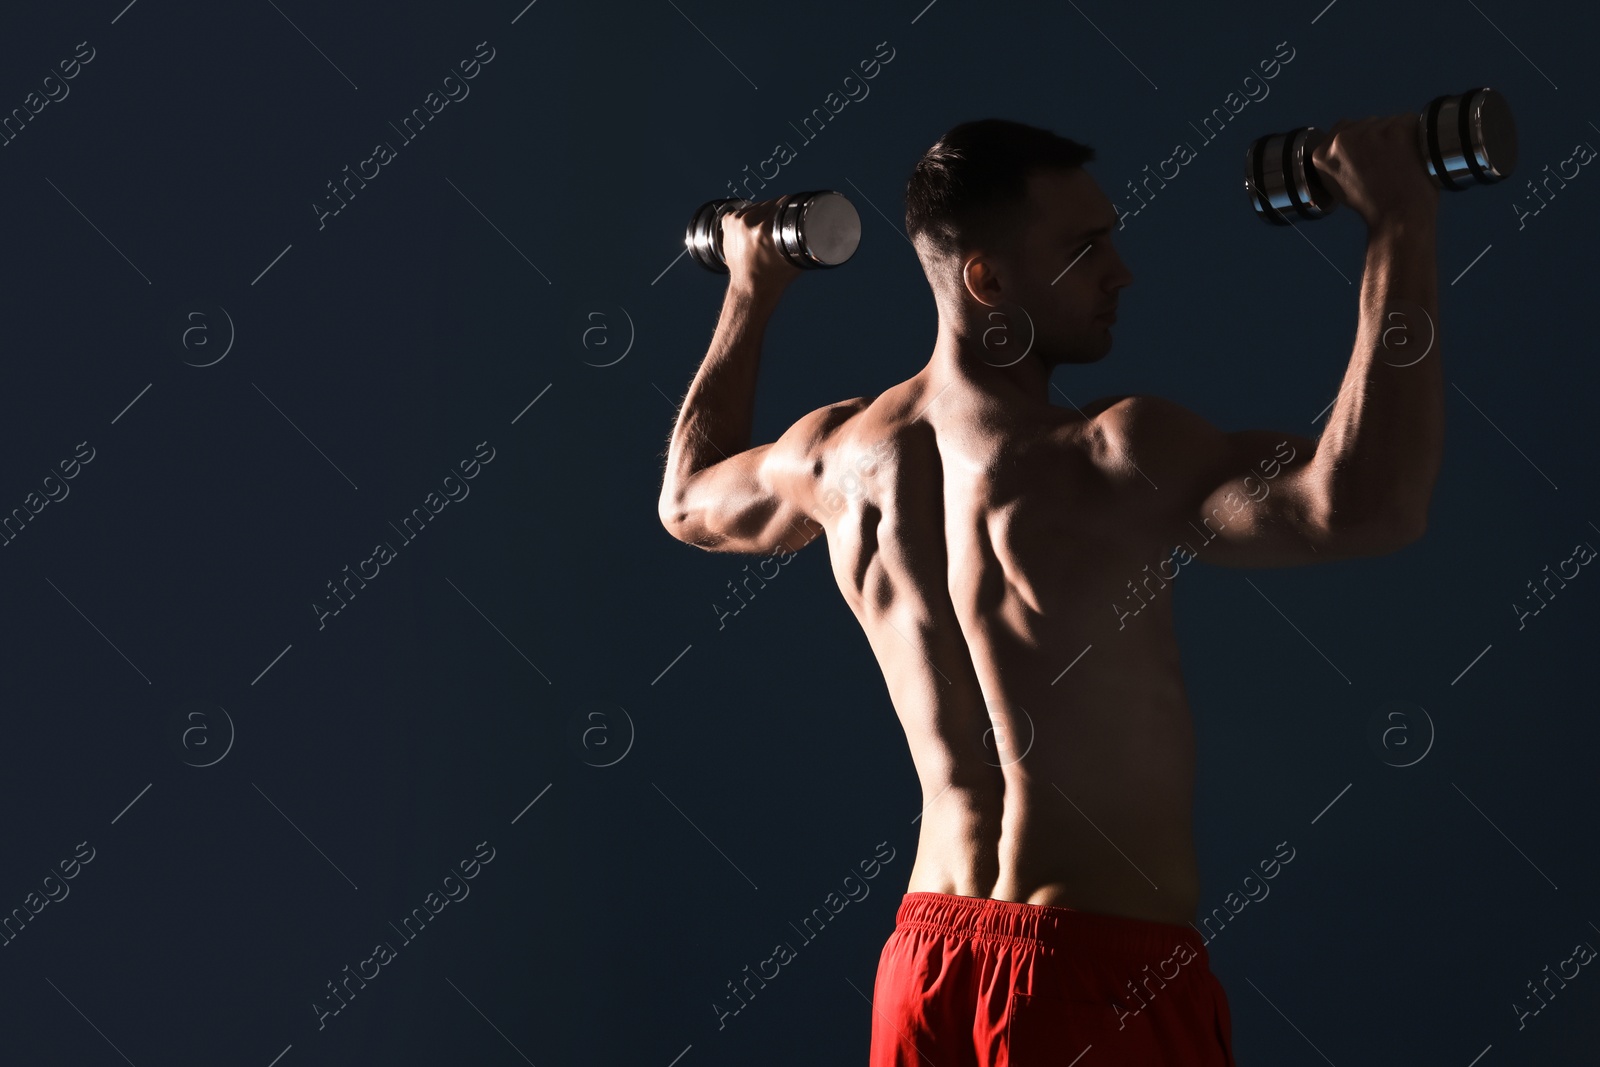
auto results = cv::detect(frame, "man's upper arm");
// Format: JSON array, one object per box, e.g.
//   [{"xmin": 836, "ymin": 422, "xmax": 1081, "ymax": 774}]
[
  {"xmin": 1098, "ymin": 395, "xmax": 1419, "ymax": 568},
  {"xmin": 658, "ymin": 399, "xmax": 863, "ymax": 554}
]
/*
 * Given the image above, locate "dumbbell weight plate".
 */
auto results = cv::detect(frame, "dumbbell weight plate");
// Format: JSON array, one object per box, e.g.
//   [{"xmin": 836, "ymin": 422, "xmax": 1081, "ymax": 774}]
[
  {"xmin": 1422, "ymin": 86, "xmax": 1517, "ymax": 190},
  {"xmin": 685, "ymin": 197, "xmax": 751, "ymax": 274},
  {"xmin": 1244, "ymin": 127, "xmax": 1338, "ymax": 225},
  {"xmin": 773, "ymin": 190, "xmax": 862, "ymax": 269}
]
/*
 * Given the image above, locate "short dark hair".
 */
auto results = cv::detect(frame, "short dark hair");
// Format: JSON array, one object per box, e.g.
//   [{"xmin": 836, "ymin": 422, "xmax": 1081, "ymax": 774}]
[{"xmin": 904, "ymin": 118, "xmax": 1095, "ymax": 273}]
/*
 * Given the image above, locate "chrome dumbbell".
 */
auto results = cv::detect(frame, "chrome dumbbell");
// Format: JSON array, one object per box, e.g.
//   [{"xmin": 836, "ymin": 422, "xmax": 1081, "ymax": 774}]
[
  {"xmin": 1245, "ymin": 87, "xmax": 1518, "ymax": 224},
  {"xmin": 684, "ymin": 190, "xmax": 862, "ymax": 272}
]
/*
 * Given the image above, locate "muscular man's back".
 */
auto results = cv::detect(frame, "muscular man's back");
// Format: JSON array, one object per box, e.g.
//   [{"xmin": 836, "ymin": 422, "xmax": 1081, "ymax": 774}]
[
  {"xmin": 661, "ymin": 119, "xmax": 1439, "ymax": 1064},
  {"xmin": 816, "ymin": 371, "xmax": 1201, "ymax": 925}
]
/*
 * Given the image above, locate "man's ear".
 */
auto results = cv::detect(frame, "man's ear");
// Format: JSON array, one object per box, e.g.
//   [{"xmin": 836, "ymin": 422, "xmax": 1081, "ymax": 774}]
[{"xmin": 961, "ymin": 253, "xmax": 1005, "ymax": 308}]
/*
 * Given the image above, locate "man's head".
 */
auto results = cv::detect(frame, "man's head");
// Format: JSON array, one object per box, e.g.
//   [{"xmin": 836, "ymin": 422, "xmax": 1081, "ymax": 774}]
[{"xmin": 905, "ymin": 118, "xmax": 1132, "ymax": 369}]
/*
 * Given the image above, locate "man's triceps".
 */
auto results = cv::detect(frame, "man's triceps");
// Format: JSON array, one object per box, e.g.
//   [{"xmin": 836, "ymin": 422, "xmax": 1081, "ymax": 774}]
[{"xmin": 1180, "ymin": 429, "xmax": 1350, "ymax": 566}]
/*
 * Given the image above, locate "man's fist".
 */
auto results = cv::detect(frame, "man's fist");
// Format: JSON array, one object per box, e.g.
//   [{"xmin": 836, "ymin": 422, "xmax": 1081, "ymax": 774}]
[
  {"xmin": 719, "ymin": 197, "xmax": 805, "ymax": 296},
  {"xmin": 1310, "ymin": 115, "xmax": 1440, "ymax": 229}
]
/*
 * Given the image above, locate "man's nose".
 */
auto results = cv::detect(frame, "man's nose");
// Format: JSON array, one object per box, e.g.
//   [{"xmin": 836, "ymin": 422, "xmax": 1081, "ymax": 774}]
[{"xmin": 1108, "ymin": 255, "xmax": 1133, "ymax": 291}]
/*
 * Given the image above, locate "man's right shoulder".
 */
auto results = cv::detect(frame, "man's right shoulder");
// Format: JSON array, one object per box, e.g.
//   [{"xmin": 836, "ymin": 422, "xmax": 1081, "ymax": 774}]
[
  {"xmin": 1079, "ymin": 393, "xmax": 1140, "ymax": 421},
  {"xmin": 1067, "ymin": 393, "xmax": 1197, "ymax": 480},
  {"xmin": 1079, "ymin": 393, "xmax": 1200, "ymax": 439}
]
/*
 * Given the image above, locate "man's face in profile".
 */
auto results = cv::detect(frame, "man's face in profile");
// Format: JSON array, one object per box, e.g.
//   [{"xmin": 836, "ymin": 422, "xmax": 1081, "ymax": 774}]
[{"xmin": 984, "ymin": 166, "xmax": 1133, "ymax": 369}]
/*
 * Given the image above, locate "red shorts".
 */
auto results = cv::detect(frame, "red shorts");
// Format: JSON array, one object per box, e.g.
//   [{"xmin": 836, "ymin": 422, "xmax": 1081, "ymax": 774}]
[{"xmin": 869, "ymin": 892, "xmax": 1236, "ymax": 1066}]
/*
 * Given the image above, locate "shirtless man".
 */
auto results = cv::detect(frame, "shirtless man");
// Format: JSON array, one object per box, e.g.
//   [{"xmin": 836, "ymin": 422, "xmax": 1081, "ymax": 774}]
[{"xmin": 658, "ymin": 117, "xmax": 1441, "ymax": 1064}]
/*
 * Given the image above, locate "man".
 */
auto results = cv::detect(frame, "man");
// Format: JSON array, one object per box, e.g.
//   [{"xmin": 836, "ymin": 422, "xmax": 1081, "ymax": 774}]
[{"xmin": 657, "ymin": 117, "xmax": 1441, "ymax": 1064}]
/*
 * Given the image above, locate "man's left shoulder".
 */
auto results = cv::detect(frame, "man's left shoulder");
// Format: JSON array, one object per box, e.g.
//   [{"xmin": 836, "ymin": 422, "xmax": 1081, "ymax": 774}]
[{"xmin": 785, "ymin": 394, "xmax": 877, "ymax": 451}]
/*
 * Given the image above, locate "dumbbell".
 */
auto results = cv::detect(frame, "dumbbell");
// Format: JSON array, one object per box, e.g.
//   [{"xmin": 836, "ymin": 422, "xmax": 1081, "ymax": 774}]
[
  {"xmin": 1245, "ymin": 87, "xmax": 1517, "ymax": 224},
  {"xmin": 685, "ymin": 189, "xmax": 861, "ymax": 272}
]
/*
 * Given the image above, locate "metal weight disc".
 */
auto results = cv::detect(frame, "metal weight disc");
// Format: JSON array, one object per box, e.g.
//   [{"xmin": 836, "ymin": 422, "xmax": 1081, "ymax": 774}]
[
  {"xmin": 1245, "ymin": 132, "xmax": 1293, "ymax": 224},
  {"xmin": 771, "ymin": 194, "xmax": 805, "ymax": 266},
  {"xmin": 684, "ymin": 199, "xmax": 722, "ymax": 272},
  {"xmin": 1245, "ymin": 128, "xmax": 1336, "ymax": 224},
  {"xmin": 1423, "ymin": 87, "xmax": 1517, "ymax": 190},
  {"xmin": 796, "ymin": 190, "xmax": 861, "ymax": 267},
  {"xmin": 773, "ymin": 190, "xmax": 860, "ymax": 268},
  {"xmin": 685, "ymin": 197, "xmax": 750, "ymax": 273}
]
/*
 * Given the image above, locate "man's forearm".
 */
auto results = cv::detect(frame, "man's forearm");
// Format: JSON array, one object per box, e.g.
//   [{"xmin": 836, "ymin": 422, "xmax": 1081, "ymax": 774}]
[
  {"xmin": 660, "ymin": 285, "xmax": 782, "ymax": 506},
  {"xmin": 1313, "ymin": 213, "xmax": 1443, "ymax": 535}
]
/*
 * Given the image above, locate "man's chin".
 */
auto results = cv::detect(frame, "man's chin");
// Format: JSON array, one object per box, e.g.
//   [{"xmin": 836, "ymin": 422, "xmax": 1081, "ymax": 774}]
[{"xmin": 1060, "ymin": 341, "xmax": 1112, "ymax": 365}]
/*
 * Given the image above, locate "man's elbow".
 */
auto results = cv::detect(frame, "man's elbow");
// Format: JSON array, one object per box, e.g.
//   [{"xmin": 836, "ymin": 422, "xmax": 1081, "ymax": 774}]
[
  {"xmin": 658, "ymin": 507, "xmax": 696, "ymax": 544},
  {"xmin": 658, "ymin": 484, "xmax": 690, "ymax": 539},
  {"xmin": 1376, "ymin": 498, "xmax": 1428, "ymax": 550},
  {"xmin": 1394, "ymin": 506, "xmax": 1428, "ymax": 547},
  {"xmin": 658, "ymin": 502, "xmax": 715, "ymax": 548},
  {"xmin": 1329, "ymin": 506, "xmax": 1426, "ymax": 555}
]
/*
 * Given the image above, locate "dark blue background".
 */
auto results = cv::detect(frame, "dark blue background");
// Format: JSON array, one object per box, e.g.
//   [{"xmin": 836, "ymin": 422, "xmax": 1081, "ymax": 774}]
[{"xmin": 0, "ymin": 1, "xmax": 1595, "ymax": 1064}]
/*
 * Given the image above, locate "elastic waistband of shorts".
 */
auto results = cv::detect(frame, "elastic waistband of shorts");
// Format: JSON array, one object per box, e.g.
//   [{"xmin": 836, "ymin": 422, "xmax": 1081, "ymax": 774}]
[{"xmin": 894, "ymin": 892, "xmax": 1209, "ymax": 962}]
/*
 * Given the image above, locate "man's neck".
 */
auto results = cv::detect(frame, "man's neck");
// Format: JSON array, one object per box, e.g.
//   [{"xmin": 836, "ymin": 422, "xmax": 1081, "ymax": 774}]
[{"xmin": 924, "ymin": 322, "xmax": 1055, "ymax": 408}]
